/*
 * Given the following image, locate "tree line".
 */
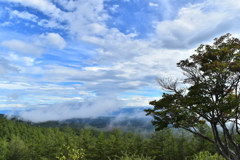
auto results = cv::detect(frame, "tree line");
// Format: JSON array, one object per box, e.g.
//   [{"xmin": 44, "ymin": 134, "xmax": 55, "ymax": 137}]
[{"xmin": 0, "ymin": 115, "xmax": 222, "ymax": 160}]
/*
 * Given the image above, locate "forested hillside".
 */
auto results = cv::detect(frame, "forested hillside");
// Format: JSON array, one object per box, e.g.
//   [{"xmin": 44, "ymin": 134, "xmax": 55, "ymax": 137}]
[{"xmin": 0, "ymin": 115, "xmax": 219, "ymax": 160}]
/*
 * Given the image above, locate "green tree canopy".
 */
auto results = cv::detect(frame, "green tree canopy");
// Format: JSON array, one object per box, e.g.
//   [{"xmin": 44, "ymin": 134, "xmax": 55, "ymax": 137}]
[{"xmin": 145, "ymin": 33, "xmax": 240, "ymax": 160}]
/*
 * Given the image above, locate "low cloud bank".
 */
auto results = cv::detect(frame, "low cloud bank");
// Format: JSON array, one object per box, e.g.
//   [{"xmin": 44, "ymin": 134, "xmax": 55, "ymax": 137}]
[
  {"xmin": 18, "ymin": 96, "xmax": 121, "ymax": 123},
  {"xmin": 108, "ymin": 108, "xmax": 151, "ymax": 126}
]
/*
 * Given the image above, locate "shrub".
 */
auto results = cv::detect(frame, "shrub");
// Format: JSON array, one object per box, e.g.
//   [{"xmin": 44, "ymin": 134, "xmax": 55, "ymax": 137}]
[
  {"xmin": 192, "ymin": 151, "xmax": 225, "ymax": 160},
  {"xmin": 109, "ymin": 152, "xmax": 155, "ymax": 160}
]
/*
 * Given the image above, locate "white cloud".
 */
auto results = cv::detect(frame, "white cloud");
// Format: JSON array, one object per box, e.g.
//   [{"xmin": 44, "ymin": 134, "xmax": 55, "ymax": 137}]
[
  {"xmin": 7, "ymin": 53, "xmax": 34, "ymax": 66},
  {"xmin": 149, "ymin": 2, "xmax": 158, "ymax": 7},
  {"xmin": 120, "ymin": 95, "xmax": 159, "ymax": 107},
  {"xmin": 7, "ymin": 0, "xmax": 110, "ymax": 38},
  {"xmin": 37, "ymin": 19, "xmax": 63, "ymax": 29},
  {"xmin": 52, "ymin": 0, "xmax": 76, "ymax": 11},
  {"xmin": 153, "ymin": 1, "xmax": 240, "ymax": 49},
  {"xmin": 111, "ymin": 109, "xmax": 147, "ymax": 121},
  {"xmin": 0, "ymin": 81, "xmax": 31, "ymax": 90},
  {"xmin": 83, "ymin": 66, "xmax": 110, "ymax": 72},
  {"xmin": 19, "ymin": 96, "xmax": 121, "ymax": 122},
  {"xmin": 65, "ymin": 1, "xmax": 109, "ymax": 37},
  {"xmin": 23, "ymin": 57, "xmax": 34, "ymax": 66},
  {"xmin": 5, "ymin": 0, "xmax": 62, "ymax": 18},
  {"xmin": 40, "ymin": 33, "xmax": 66, "ymax": 49},
  {"xmin": 0, "ymin": 21, "xmax": 12, "ymax": 27},
  {"xmin": 11, "ymin": 10, "xmax": 38, "ymax": 22},
  {"xmin": 119, "ymin": 81, "xmax": 143, "ymax": 89},
  {"xmin": 109, "ymin": 5, "xmax": 119, "ymax": 13},
  {"xmin": 81, "ymin": 31, "xmax": 142, "ymax": 62},
  {"xmin": 1, "ymin": 39, "xmax": 44, "ymax": 56},
  {"xmin": 0, "ymin": 104, "xmax": 27, "ymax": 108}
]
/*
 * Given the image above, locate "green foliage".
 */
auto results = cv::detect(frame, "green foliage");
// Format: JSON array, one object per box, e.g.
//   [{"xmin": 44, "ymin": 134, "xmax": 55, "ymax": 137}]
[
  {"xmin": 0, "ymin": 115, "xmax": 220, "ymax": 160},
  {"xmin": 192, "ymin": 151, "xmax": 225, "ymax": 160},
  {"xmin": 109, "ymin": 152, "xmax": 155, "ymax": 160},
  {"xmin": 95, "ymin": 131, "xmax": 108, "ymax": 160},
  {"xmin": 77, "ymin": 128, "xmax": 97, "ymax": 159},
  {"xmin": 0, "ymin": 137, "xmax": 8, "ymax": 160},
  {"xmin": 7, "ymin": 135, "xmax": 29, "ymax": 160},
  {"xmin": 56, "ymin": 144, "xmax": 85, "ymax": 160}
]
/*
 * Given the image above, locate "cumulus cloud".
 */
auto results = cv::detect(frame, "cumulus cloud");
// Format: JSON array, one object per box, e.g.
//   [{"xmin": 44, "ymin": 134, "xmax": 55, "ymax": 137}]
[
  {"xmin": 40, "ymin": 33, "xmax": 66, "ymax": 49},
  {"xmin": 19, "ymin": 96, "xmax": 121, "ymax": 122},
  {"xmin": 5, "ymin": 0, "xmax": 110, "ymax": 38},
  {"xmin": 1, "ymin": 39, "xmax": 44, "ymax": 56},
  {"xmin": 154, "ymin": 0, "xmax": 240, "ymax": 49},
  {"xmin": 65, "ymin": 1, "xmax": 109, "ymax": 37}
]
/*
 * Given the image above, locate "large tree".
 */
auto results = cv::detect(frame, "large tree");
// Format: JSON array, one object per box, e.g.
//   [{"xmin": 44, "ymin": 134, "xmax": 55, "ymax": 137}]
[{"xmin": 145, "ymin": 33, "xmax": 240, "ymax": 160}]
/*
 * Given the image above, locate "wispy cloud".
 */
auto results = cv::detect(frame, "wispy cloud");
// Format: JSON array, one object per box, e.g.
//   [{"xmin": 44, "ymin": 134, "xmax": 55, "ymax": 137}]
[
  {"xmin": 11, "ymin": 10, "xmax": 38, "ymax": 22},
  {"xmin": 149, "ymin": 2, "xmax": 158, "ymax": 7},
  {"xmin": 0, "ymin": 58, "xmax": 19, "ymax": 76},
  {"xmin": 1, "ymin": 39, "xmax": 44, "ymax": 56}
]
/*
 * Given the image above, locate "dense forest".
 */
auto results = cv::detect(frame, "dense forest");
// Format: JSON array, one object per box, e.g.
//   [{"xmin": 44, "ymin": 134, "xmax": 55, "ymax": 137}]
[{"xmin": 0, "ymin": 115, "xmax": 224, "ymax": 160}]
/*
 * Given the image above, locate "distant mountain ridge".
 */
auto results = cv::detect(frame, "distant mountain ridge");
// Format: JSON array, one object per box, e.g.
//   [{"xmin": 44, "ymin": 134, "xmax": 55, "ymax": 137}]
[
  {"xmin": 0, "ymin": 107, "xmax": 154, "ymax": 132},
  {"xmin": 0, "ymin": 107, "xmax": 149, "ymax": 117}
]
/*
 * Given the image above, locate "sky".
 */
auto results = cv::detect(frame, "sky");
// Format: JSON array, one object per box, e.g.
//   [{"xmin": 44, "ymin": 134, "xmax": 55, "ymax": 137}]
[{"xmin": 0, "ymin": 0, "xmax": 240, "ymax": 122}]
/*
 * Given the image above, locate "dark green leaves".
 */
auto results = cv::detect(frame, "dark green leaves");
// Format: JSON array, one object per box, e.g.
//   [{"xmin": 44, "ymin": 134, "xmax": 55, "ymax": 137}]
[{"xmin": 146, "ymin": 33, "xmax": 240, "ymax": 131}]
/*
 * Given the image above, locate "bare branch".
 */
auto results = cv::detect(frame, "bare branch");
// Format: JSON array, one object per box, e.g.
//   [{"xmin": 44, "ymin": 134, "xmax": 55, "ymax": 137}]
[{"xmin": 156, "ymin": 77, "xmax": 186, "ymax": 94}]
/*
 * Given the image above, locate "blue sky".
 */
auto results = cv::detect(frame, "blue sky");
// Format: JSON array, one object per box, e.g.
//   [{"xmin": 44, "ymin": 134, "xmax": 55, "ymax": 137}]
[{"xmin": 0, "ymin": 0, "xmax": 240, "ymax": 122}]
